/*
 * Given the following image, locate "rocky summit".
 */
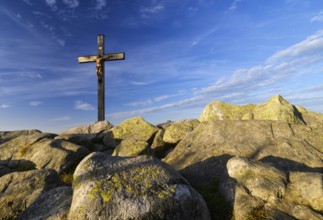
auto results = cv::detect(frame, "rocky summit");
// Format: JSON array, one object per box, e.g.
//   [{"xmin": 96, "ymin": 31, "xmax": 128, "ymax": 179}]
[{"xmin": 0, "ymin": 95, "xmax": 322, "ymax": 220}]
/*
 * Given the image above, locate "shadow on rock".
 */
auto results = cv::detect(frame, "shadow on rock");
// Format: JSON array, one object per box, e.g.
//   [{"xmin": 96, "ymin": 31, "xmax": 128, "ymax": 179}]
[
  {"xmin": 259, "ymin": 155, "xmax": 322, "ymax": 173},
  {"xmin": 179, "ymin": 154, "xmax": 235, "ymax": 220}
]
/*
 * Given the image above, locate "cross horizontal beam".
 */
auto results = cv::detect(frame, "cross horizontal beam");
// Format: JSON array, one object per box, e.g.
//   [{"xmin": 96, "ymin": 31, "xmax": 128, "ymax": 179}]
[{"xmin": 78, "ymin": 52, "xmax": 125, "ymax": 63}]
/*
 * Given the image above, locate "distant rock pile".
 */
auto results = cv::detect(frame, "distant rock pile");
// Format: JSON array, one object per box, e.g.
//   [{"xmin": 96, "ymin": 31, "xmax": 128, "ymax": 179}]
[{"xmin": 0, "ymin": 95, "xmax": 322, "ymax": 220}]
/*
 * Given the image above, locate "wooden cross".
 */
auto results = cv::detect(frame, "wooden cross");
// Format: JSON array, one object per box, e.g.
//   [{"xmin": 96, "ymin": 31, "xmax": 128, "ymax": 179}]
[{"xmin": 78, "ymin": 34, "xmax": 125, "ymax": 121}]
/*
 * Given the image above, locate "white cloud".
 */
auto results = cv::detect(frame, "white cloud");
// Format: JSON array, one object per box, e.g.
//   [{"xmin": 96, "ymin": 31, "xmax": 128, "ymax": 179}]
[
  {"xmin": 56, "ymin": 38, "xmax": 65, "ymax": 46},
  {"xmin": 62, "ymin": 0, "xmax": 79, "ymax": 8},
  {"xmin": 75, "ymin": 101, "xmax": 95, "ymax": 111},
  {"xmin": 45, "ymin": 0, "xmax": 57, "ymax": 10},
  {"xmin": 228, "ymin": 0, "xmax": 243, "ymax": 12},
  {"xmin": 125, "ymin": 91, "xmax": 186, "ymax": 107},
  {"xmin": 109, "ymin": 29, "xmax": 323, "ymax": 119},
  {"xmin": 22, "ymin": 0, "xmax": 32, "ymax": 5},
  {"xmin": 29, "ymin": 101, "xmax": 43, "ymax": 106},
  {"xmin": 311, "ymin": 11, "xmax": 323, "ymax": 22},
  {"xmin": 50, "ymin": 115, "xmax": 71, "ymax": 121},
  {"xmin": 140, "ymin": 3, "xmax": 165, "ymax": 18},
  {"xmin": 0, "ymin": 104, "xmax": 10, "ymax": 109},
  {"xmin": 268, "ymin": 30, "xmax": 323, "ymax": 62},
  {"xmin": 130, "ymin": 81, "xmax": 155, "ymax": 86},
  {"xmin": 95, "ymin": 0, "xmax": 106, "ymax": 10},
  {"xmin": 109, "ymin": 96, "xmax": 203, "ymax": 119},
  {"xmin": 141, "ymin": 4, "xmax": 164, "ymax": 14},
  {"xmin": 126, "ymin": 100, "xmax": 153, "ymax": 107}
]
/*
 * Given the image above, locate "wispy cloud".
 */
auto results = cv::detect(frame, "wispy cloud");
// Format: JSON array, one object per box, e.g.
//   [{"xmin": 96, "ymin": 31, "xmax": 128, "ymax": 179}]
[
  {"xmin": 75, "ymin": 101, "xmax": 95, "ymax": 111},
  {"xmin": 228, "ymin": 0, "xmax": 243, "ymax": 12},
  {"xmin": 50, "ymin": 115, "xmax": 71, "ymax": 121},
  {"xmin": 139, "ymin": 3, "xmax": 165, "ymax": 19},
  {"xmin": 109, "ymin": 29, "xmax": 323, "ymax": 119},
  {"xmin": 140, "ymin": 4, "xmax": 164, "ymax": 14},
  {"xmin": 125, "ymin": 91, "xmax": 186, "ymax": 107},
  {"xmin": 109, "ymin": 96, "xmax": 203, "ymax": 119},
  {"xmin": 95, "ymin": 0, "xmax": 107, "ymax": 10},
  {"xmin": 45, "ymin": 0, "xmax": 58, "ymax": 11},
  {"xmin": 311, "ymin": 10, "xmax": 323, "ymax": 22},
  {"xmin": 22, "ymin": 0, "xmax": 32, "ymax": 5},
  {"xmin": 62, "ymin": 0, "xmax": 79, "ymax": 8},
  {"xmin": 29, "ymin": 101, "xmax": 43, "ymax": 106},
  {"xmin": 268, "ymin": 30, "xmax": 323, "ymax": 62},
  {"xmin": 0, "ymin": 104, "xmax": 10, "ymax": 109}
]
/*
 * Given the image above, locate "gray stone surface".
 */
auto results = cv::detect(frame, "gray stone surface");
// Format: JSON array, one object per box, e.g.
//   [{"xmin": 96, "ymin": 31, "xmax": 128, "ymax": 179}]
[{"xmin": 69, "ymin": 153, "xmax": 210, "ymax": 220}]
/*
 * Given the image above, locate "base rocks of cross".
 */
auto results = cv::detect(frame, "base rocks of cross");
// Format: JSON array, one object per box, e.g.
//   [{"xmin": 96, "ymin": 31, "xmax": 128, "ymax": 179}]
[{"xmin": 69, "ymin": 153, "xmax": 211, "ymax": 220}]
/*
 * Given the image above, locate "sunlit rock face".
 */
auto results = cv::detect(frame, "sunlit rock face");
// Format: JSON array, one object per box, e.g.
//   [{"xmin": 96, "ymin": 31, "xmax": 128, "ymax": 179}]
[
  {"xmin": 0, "ymin": 95, "xmax": 322, "ymax": 219},
  {"xmin": 199, "ymin": 95, "xmax": 305, "ymax": 124},
  {"xmin": 199, "ymin": 101, "xmax": 255, "ymax": 122},
  {"xmin": 69, "ymin": 153, "xmax": 210, "ymax": 220}
]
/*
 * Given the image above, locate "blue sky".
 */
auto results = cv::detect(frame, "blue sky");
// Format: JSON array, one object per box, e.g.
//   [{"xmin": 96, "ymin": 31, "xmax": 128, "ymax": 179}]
[{"xmin": 1, "ymin": 0, "xmax": 323, "ymax": 133}]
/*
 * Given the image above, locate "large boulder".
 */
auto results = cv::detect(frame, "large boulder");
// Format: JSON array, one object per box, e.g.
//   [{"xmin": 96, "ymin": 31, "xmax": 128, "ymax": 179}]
[
  {"xmin": 285, "ymin": 172, "xmax": 323, "ymax": 212},
  {"xmin": 227, "ymin": 156, "xmax": 287, "ymax": 202},
  {"xmin": 103, "ymin": 116, "xmax": 159, "ymax": 148},
  {"xmin": 253, "ymin": 95, "xmax": 304, "ymax": 124},
  {"xmin": 69, "ymin": 153, "xmax": 210, "ymax": 220},
  {"xmin": 112, "ymin": 138, "xmax": 150, "ymax": 157},
  {"xmin": 60, "ymin": 120, "xmax": 113, "ymax": 135},
  {"xmin": 17, "ymin": 186, "xmax": 72, "ymax": 220},
  {"xmin": 163, "ymin": 120, "xmax": 322, "ymax": 185},
  {"xmin": 222, "ymin": 157, "xmax": 323, "ymax": 220},
  {"xmin": 163, "ymin": 119, "xmax": 200, "ymax": 144},
  {"xmin": 0, "ymin": 129, "xmax": 42, "ymax": 144},
  {"xmin": 56, "ymin": 121, "xmax": 114, "ymax": 152},
  {"xmin": 0, "ymin": 133, "xmax": 90, "ymax": 174},
  {"xmin": 151, "ymin": 129, "xmax": 175, "ymax": 158},
  {"xmin": 199, "ymin": 101, "xmax": 255, "ymax": 122},
  {"xmin": 0, "ymin": 169, "xmax": 61, "ymax": 219},
  {"xmin": 162, "ymin": 117, "xmax": 323, "ymax": 219}
]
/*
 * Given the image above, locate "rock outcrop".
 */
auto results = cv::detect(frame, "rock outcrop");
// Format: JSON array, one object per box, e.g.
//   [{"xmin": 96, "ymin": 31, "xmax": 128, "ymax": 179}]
[
  {"xmin": 0, "ymin": 169, "xmax": 62, "ymax": 219},
  {"xmin": 199, "ymin": 101, "xmax": 255, "ymax": 122},
  {"xmin": 253, "ymin": 95, "xmax": 305, "ymax": 124},
  {"xmin": 60, "ymin": 120, "xmax": 113, "ymax": 135},
  {"xmin": 0, "ymin": 133, "xmax": 90, "ymax": 175},
  {"xmin": 104, "ymin": 116, "xmax": 159, "ymax": 156},
  {"xmin": 200, "ymin": 95, "xmax": 305, "ymax": 124},
  {"xmin": 163, "ymin": 119, "xmax": 200, "ymax": 144},
  {"xmin": 69, "ymin": 153, "xmax": 210, "ymax": 220},
  {"xmin": 0, "ymin": 129, "xmax": 42, "ymax": 144},
  {"xmin": 55, "ymin": 121, "xmax": 114, "ymax": 152},
  {"xmin": 0, "ymin": 95, "xmax": 322, "ymax": 220}
]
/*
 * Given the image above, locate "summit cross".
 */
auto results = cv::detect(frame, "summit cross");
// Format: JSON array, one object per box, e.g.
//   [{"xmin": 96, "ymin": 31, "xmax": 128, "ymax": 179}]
[{"xmin": 78, "ymin": 34, "xmax": 125, "ymax": 121}]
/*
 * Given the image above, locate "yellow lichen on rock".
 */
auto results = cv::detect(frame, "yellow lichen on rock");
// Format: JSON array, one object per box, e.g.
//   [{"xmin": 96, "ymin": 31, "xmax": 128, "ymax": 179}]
[
  {"xmin": 253, "ymin": 95, "xmax": 304, "ymax": 124},
  {"xmin": 199, "ymin": 101, "xmax": 255, "ymax": 122},
  {"xmin": 109, "ymin": 116, "xmax": 158, "ymax": 142}
]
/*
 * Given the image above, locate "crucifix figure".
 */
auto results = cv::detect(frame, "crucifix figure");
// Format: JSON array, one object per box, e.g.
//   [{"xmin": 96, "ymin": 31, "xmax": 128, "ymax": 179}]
[{"xmin": 78, "ymin": 34, "xmax": 125, "ymax": 121}]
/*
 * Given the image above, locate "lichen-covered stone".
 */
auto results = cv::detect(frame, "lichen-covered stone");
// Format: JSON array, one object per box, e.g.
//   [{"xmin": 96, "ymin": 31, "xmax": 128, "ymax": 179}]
[
  {"xmin": 60, "ymin": 120, "xmax": 113, "ymax": 135},
  {"xmin": 0, "ymin": 129, "xmax": 43, "ymax": 144},
  {"xmin": 0, "ymin": 134, "xmax": 90, "ymax": 174},
  {"xmin": 0, "ymin": 169, "xmax": 61, "ymax": 220},
  {"xmin": 151, "ymin": 129, "xmax": 174, "ymax": 158},
  {"xmin": 286, "ymin": 172, "xmax": 323, "ymax": 212},
  {"xmin": 163, "ymin": 119, "xmax": 200, "ymax": 144},
  {"xmin": 253, "ymin": 95, "xmax": 304, "ymax": 124},
  {"xmin": 163, "ymin": 120, "xmax": 322, "ymax": 185},
  {"xmin": 105, "ymin": 117, "xmax": 158, "ymax": 144},
  {"xmin": 227, "ymin": 156, "xmax": 287, "ymax": 201},
  {"xmin": 17, "ymin": 186, "xmax": 72, "ymax": 220},
  {"xmin": 112, "ymin": 138, "xmax": 150, "ymax": 157},
  {"xmin": 199, "ymin": 101, "xmax": 255, "ymax": 122},
  {"xmin": 69, "ymin": 153, "xmax": 210, "ymax": 220}
]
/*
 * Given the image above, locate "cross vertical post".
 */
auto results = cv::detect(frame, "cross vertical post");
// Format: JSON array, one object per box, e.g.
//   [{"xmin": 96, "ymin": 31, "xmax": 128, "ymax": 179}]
[
  {"xmin": 97, "ymin": 35, "xmax": 105, "ymax": 121},
  {"xmin": 78, "ymin": 34, "xmax": 125, "ymax": 122}
]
